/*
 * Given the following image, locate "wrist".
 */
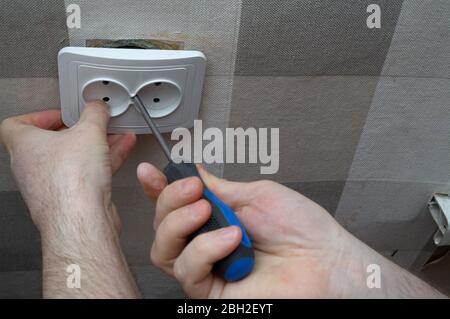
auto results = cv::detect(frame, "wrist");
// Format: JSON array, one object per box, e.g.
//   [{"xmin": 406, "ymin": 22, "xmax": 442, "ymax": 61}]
[{"xmin": 324, "ymin": 227, "xmax": 388, "ymax": 298}]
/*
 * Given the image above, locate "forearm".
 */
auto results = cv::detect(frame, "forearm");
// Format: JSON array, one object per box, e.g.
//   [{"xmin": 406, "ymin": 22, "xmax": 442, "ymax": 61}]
[
  {"xmin": 335, "ymin": 232, "xmax": 446, "ymax": 299},
  {"xmin": 39, "ymin": 201, "xmax": 140, "ymax": 299},
  {"xmin": 380, "ymin": 257, "xmax": 445, "ymax": 298}
]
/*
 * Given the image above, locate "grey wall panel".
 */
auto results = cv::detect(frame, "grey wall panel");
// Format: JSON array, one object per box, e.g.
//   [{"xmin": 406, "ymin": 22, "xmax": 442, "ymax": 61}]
[
  {"xmin": 64, "ymin": 0, "xmax": 243, "ymax": 76},
  {"xmin": 132, "ymin": 266, "xmax": 184, "ymax": 298},
  {"xmin": 224, "ymin": 76, "xmax": 379, "ymax": 183},
  {"xmin": 335, "ymin": 180, "xmax": 449, "ymax": 268},
  {"xmin": 335, "ymin": 77, "xmax": 450, "ymax": 265},
  {"xmin": 418, "ymin": 253, "xmax": 450, "ymax": 295},
  {"xmin": 0, "ymin": 150, "xmax": 15, "ymax": 192},
  {"xmin": 198, "ymin": 76, "xmax": 234, "ymax": 133},
  {"xmin": 0, "ymin": 78, "xmax": 60, "ymax": 118},
  {"xmin": 115, "ymin": 186, "xmax": 154, "ymax": 266},
  {"xmin": 236, "ymin": 0, "xmax": 403, "ymax": 75},
  {"xmin": 382, "ymin": 0, "xmax": 450, "ymax": 78},
  {"xmin": 0, "ymin": 1, "xmax": 69, "ymax": 77},
  {"xmin": 0, "ymin": 271, "xmax": 42, "ymax": 299},
  {"xmin": 111, "ymin": 133, "xmax": 224, "ymax": 190},
  {"xmin": 0, "ymin": 192, "xmax": 41, "ymax": 272},
  {"xmin": 337, "ymin": 78, "xmax": 450, "ymax": 185}
]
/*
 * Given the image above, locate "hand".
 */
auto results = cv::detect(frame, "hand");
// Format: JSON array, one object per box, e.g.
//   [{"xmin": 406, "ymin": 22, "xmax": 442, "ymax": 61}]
[
  {"xmin": 0, "ymin": 101, "xmax": 136, "ymax": 234},
  {"xmin": 138, "ymin": 163, "xmax": 349, "ymax": 298},
  {"xmin": 0, "ymin": 101, "xmax": 140, "ymax": 298},
  {"xmin": 138, "ymin": 164, "xmax": 446, "ymax": 299}
]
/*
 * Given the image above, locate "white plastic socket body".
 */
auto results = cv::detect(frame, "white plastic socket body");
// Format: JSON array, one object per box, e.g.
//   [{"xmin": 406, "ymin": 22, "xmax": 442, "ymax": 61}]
[
  {"xmin": 58, "ymin": 47, "xmax": 206, "ymax": 133},
  {"xmin": 428, "ymin": 193, "xmax": 450, "ymax": 246}
]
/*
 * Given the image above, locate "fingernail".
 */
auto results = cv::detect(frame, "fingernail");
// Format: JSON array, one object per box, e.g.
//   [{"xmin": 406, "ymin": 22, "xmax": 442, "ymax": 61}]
[{"xmin": 218, "ymin": 227, "xmax": 238, "ymax": 240}]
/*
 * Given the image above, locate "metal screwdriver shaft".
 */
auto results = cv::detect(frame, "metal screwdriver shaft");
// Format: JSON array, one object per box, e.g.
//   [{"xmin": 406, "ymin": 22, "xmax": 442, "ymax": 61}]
[{"xmin": 132, "ymin": 95, "xmax": 172, "ymax": 161}]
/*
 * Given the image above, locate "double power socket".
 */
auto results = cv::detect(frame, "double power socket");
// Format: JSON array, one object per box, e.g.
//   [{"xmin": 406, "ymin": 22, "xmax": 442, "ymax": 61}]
[{"xmin": 58, "ymin": 47, "xmax": 206, "ymax": 133}]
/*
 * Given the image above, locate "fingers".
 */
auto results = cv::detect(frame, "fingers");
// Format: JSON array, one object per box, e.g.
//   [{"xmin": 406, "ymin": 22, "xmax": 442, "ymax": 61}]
[
  {"xmin": 154, "ymin": 176, "xmax": 203, "ymax": 229},
  {"xmin": 15, "ymin": 110, "xmax": 62, "ymax": 130},
  {"xmin": 0, "ymin": 110, "xmax": 62, "ymax": 149},
  {"xmin": 108, "ymin": 133, "xmax": 137, "ymax": 174},
  {"xmin": 151, "ymin": 199, "xmax": 211, "ymax": 274},
  {"xmin": 77, "ymin": 100, "xmax": 110, "ymax": 133},
  {"xmin": 173, "ymin": 226, "xmax": 241, "ymax": 296},
  {"xmin": 137, "ymin": 163, "xmax": 251, "ymax": 209},
  {"xmin": 107, "ymin": 134, "xmax": 123, "ymax": 146},
  {"xmin": 137, "ymin": 162, "xmax": 167, "ymax": 200},
  {"xmin": 146, "ymin": 165, "xmax": 247, "ymax": 296}
]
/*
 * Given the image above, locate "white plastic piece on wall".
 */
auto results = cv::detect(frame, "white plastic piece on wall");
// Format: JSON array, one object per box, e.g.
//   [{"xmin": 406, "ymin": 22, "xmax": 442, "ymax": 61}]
[
  {"xmin": 58, "ymin": 47, "xmax": 206, "ymax": 133},
  {"xmin": 428, "ymin": 193, "xmax": 450, "ymax": 246}
]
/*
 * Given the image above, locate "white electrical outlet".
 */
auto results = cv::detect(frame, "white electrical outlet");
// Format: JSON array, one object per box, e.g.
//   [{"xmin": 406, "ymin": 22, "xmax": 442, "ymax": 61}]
[{"xmin": 58, "ymin": 47, "xmax": 206, "ymax": 133}]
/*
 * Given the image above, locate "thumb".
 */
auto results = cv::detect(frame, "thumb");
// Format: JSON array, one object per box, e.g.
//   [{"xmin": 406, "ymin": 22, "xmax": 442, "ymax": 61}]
[
  {"xmin": 196, "ymin": 164, "xmax": 252, "ymax": 208},
  {"xmin": 77, "ymin": 100, "xmax": 110, "ymax": 133}
]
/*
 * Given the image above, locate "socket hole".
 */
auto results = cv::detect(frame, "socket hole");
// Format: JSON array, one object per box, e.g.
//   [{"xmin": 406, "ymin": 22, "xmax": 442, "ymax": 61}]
[
  {"xmin": 135, "ymin": 80, "xmax": 181, "ymax": 118},
  {"xmin": 102, "ymin": 81, "xmax": 110, "ymax": 85},
  {"xmin": 103, "ymin": 97, "xmax": 110, "ymax": 102},
  {"xmin": 154, "ymin": 82, "xmax": 161, "ymax": 86}
]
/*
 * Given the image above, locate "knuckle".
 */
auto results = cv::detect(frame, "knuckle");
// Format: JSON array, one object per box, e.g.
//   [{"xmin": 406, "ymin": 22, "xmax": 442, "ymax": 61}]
[
  {"xmin": 192, "ymin": 176, "xmax": 203, "ymax": 190},
  {"xmin": 0, "ymin": 118, "xmax": 17, "ymax": 148},
  {"xmin": 0, "ymin": 117, "xmax": 13, "ymax": 131},
  {"xmin": 149, "ymin": 242, "xmax": 162, "ymax": 267},
  {"xmin": 155, "ymin": 191, "xmax": 169, "ymax": 214},
  {"xmin": 191, "ymin": 233, "xmax": 210, "ymax": 253},
  {"xmin": 173, "ymin": 259, "xmax": 187, "ymax": 282},
  {"xmin": 161, "ymin": 215, "xmax": 176, "ymax": 234},
  {"xmin": 157, "ymin": 187, "xmax": 168, "ymax": 204}
]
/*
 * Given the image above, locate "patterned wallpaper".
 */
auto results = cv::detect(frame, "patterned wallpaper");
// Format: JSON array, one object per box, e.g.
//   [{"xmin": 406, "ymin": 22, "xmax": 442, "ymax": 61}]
[{"xmin": 0, "ymin": 0, "xmax": 449, "ymax": 297}]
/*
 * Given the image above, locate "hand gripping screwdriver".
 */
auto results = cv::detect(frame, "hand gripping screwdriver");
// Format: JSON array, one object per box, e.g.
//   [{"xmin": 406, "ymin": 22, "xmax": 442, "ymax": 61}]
[{"xmin": 132, "ymin": 94, "xmax": 254, "ymax": 281}]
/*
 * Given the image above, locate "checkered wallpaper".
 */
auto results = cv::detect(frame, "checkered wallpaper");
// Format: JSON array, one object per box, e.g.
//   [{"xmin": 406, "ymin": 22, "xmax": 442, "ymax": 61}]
[{"xmin": 0, "ymin": 0, "xmax": 449, "ymax": 297}]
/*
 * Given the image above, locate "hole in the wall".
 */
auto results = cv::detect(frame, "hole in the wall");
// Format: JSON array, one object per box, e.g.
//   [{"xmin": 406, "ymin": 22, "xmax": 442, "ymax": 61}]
[
  {"xmin": 103, "ymin": 97, "xmax": 110, "ymax": 102},
  {"xmin": 86, "ymin": 39, "xmax": 185, "ymax": 51},
  {"xmin": 153, "ymin": 98, "xmax": 160, "ymax": 103},
  {"xmin": 391, "ymin": 249, "xmax": 398, "ymax": 257},
  {"xmin": 116, "ymin": 45, "xmax": 145, "ymax": 49}
]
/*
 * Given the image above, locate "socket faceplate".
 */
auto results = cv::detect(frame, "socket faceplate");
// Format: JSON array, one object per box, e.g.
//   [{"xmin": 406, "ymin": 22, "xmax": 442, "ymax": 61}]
[{"xmin": 58, "ymin": 47, "xmax": 206, "ymax": 133}]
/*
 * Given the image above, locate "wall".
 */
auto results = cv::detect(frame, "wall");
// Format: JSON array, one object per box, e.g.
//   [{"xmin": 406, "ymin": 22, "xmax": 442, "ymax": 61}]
[{"xmin": 0, "ymin": 0, "xmax": 449, "ymax": 297}]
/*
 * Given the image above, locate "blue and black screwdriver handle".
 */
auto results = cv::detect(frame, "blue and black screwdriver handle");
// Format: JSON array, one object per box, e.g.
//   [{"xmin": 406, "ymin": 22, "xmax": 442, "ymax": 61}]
[{"xmin": 132, "ymin": 95, "xmax": 254, "ymax": 282}]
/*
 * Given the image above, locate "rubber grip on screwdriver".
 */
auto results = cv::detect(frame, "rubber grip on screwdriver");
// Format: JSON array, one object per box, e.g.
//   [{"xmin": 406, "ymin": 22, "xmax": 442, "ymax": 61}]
[{"xmin": 163, "ymin": 162, "xmax": 254, "ymax": 282}]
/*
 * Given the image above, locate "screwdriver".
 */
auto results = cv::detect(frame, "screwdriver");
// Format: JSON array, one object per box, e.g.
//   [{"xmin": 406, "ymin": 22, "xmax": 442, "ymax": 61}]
[{"xmin": 132, "ymin": 94, "xmax": 254, "ymax": 282}]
